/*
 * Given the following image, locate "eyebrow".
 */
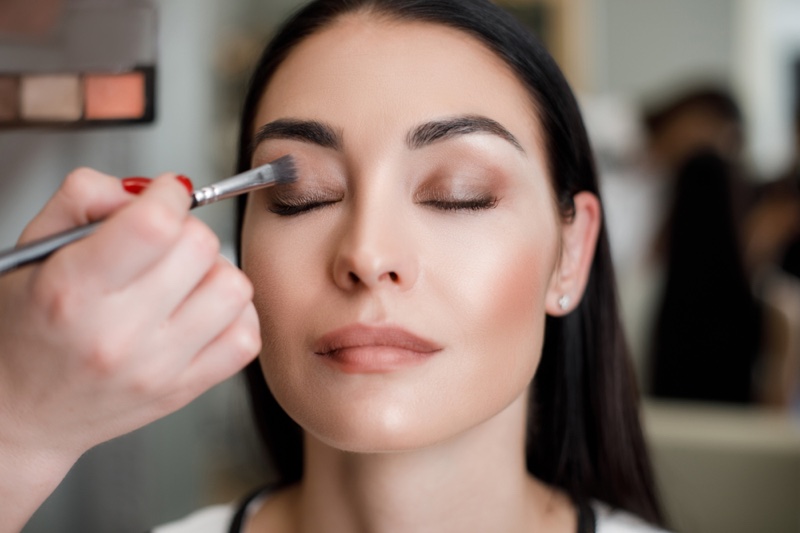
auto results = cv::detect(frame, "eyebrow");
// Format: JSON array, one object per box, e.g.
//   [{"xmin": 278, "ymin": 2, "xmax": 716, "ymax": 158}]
[
  {"xmin": 250, "ymin": 114, "xmax": 524, "ymax": 155},
  {"xmin": 251, "ymin": 119, "xmax": 343, "ymax": 155},
  {"xmin": 407, "ymin": 115, "xmax": 524, "ymax": 152}
]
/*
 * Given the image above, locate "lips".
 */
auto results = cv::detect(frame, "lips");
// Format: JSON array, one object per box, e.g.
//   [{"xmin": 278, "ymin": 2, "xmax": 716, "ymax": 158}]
[{"xmin": 313, "ymin": 324, "xmax": 443, "ymax": 373}]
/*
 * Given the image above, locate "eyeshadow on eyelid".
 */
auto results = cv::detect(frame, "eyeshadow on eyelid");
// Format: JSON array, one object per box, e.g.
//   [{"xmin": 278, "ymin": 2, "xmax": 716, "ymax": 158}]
[{"xmin": 266, "ymin": 183, "xmax": 341, "ymax": 200}]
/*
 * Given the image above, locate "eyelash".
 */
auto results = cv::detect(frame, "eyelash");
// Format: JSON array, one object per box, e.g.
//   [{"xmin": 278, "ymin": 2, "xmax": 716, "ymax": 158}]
[
  {"xmin": 421, "ymin": 196, "xmax": 498, "ymax": 212},
  {"xmin": 268, "ymin": 198, "xmax": 338, "ymax": 216}
]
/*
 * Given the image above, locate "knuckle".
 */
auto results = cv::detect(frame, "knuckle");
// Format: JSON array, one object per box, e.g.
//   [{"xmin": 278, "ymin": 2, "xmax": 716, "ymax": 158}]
[
  {"xmin": 184, "ymin": 219, "xmax": 220, "ymax": 260},
  {"xmin": 31, "ymin": 273, "xmax": 81, "ymax": 326},
  {"xmin": 230, "ymin": 321, "xmax": 262, "ymax": 359},
  {"xmin": 208, "ymin": 264, "xmax": 253, "ymax": 309},
  {"xmin": 129, "ymin": 202, "xmax": 183, "ymax": 247},
  {"xmin": 223, "ymin": 270, "xmax": 254, "ymax": 304},
  {"xmin": 84, "ymin": 337, "xmax": 124, "ymax": 378}
]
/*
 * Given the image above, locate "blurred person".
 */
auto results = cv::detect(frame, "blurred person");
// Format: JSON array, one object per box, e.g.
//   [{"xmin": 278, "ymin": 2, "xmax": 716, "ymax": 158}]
[
  {"xmin": 602, "ymin": 86, "xmax": 753, "ymax": 388},
  {"xmin": 644, "ymin": 87, "xmax": 755, "ymax": 258},
  {"xmin": 645, "ymin": 87, "xmax": 764, "ymax": 404},
  {"xmin": 605, "ymin": 87, "xmax": 747, "ymax": 277},
  {"xmin": 649, "ymin": 150, "xmax": 762, "ymax": 403}
]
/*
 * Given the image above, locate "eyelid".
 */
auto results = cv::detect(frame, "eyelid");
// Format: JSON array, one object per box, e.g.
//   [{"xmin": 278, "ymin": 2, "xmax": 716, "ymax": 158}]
[{"xmin": 265, "ymin": 188, "xmax": 344, "ymax": 216}]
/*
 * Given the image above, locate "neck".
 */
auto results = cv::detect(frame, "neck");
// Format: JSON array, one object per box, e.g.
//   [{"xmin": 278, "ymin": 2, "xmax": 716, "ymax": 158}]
[{"xmin": 281, "ymin": 392, "xmax": 575, "ymax": 533}]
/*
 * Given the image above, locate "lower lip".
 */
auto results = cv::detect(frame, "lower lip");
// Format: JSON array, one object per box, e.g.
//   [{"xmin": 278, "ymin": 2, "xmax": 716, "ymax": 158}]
[{"xmin": 317, "ymin": 346, "xmax": 439, "ymax": 374}]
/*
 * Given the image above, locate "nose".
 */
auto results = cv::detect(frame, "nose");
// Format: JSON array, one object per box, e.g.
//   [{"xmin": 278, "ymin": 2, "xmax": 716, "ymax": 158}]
[{"xmin": 331, "ymin": 204, "xmax": 419, "ymax": 292}]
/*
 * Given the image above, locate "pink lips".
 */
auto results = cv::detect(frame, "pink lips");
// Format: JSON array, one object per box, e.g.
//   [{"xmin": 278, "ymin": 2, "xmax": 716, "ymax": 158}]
[{"xmin": 313, "ymin": 324, "xmax": 443, "ymax": 374}]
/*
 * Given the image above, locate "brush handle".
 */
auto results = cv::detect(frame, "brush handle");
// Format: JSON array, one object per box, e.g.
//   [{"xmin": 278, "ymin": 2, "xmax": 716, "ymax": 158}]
[
  {"xmin": 0, "ymin": 157, "xmax": 295, "ymax": 276},
  {"xmin": 0, "ymin": 222, "xmax": 102, "ymax": 275}
]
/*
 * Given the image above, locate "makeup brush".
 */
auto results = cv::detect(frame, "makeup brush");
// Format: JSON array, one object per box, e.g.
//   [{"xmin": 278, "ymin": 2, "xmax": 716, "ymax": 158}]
[{"xmin": 0, "ymin": 155, "xmax": 297, "ymax": 276}]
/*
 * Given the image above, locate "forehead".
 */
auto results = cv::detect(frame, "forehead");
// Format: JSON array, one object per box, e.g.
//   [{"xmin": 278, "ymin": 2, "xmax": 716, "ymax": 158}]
[{"xmin": 254, "ymin": 13, "xmax": 543, "ymax": 152}]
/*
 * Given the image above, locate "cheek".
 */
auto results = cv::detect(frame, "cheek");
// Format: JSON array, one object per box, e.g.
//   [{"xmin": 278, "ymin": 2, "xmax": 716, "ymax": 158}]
[
  {"xmin": 241, "ymin": 220, "xmax": 315, "ymax": 367},
  {"xmin": 427, "ymin": 212, "xmax": 559, "ymax": 409},
  {"xmin": 489, "ymin": 244, "xmax": 551, "ymax": 330},
  {"xmin": 244, "ymin": 237, "xmax": 315, "ymax": 420},
  {"xmin": 468, "ymin": 239, "xmax": 553, "ymax": 385}
]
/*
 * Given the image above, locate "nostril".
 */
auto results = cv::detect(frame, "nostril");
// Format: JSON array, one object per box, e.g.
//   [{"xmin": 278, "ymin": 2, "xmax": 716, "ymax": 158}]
[
  {"xmin": 349, "ymin": 272, "xmax": 360, "ymax": 284},
  {"xmin": 389, "ymin": 272, "xmax": 398, "ymax": 282}
]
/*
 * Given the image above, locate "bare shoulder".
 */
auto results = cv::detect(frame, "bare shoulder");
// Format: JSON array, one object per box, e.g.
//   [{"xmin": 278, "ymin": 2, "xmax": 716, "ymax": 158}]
[{"xmin": 594, "ymin": 502, "xmax": 672, "ymax": 533}]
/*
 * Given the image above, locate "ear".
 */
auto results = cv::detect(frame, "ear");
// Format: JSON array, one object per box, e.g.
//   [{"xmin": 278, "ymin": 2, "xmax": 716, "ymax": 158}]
[{"xmin": 546, "ymin": 191, "xmax": 602, "ymax": 316}]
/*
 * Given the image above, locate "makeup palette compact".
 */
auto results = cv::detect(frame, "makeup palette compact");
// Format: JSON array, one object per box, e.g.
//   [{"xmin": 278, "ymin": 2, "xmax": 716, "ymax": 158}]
[{"xmin": 0, "ymin": 1, "xmax": 157, "ymax": 128}]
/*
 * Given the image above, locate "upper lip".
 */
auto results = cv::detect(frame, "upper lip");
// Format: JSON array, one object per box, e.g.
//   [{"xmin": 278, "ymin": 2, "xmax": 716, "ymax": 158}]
[{"xmin": 313, "ymin": 324, "xmax": 443, "ymax": 355}]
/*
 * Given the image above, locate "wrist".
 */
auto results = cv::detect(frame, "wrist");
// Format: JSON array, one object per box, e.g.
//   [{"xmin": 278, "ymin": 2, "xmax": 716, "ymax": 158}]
[{"xmin": 0, "ymin": 438, "xmax": 80, "ymax": 533}]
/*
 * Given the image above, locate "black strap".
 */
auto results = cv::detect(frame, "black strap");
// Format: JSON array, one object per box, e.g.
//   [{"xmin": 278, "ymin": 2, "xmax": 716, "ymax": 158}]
[
  {"xmin": 228, "ymin": 487, "xmax": 272, "ymax": 533},
  {"xmin": 576, "ymin": 500, "xmax": 597, "ymax": 533}
]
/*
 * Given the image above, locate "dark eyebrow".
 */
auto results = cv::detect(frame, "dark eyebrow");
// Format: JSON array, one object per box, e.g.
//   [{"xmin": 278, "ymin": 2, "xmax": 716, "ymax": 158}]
[
  {"xmin": 407, "ymin": 115, "xmax": 524, "ymax": 153},
  {"xmin": 250, "ymin": 119, "xmax": 343, "ymax": 155}
]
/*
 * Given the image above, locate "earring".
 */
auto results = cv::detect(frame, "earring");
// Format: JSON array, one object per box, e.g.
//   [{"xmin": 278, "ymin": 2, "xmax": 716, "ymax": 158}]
[{"xmin": 558, "ymin": 295, "xmax": 570, "ymax": 310}]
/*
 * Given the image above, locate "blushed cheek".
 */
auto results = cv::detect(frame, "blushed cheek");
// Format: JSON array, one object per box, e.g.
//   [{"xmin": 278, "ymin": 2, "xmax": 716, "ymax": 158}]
[{"xmin": 478, "ymin": 241, "xmax": 555, "ymax": 390}]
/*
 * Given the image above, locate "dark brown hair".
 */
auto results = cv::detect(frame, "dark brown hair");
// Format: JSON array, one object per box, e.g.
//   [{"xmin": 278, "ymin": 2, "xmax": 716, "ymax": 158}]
[{"xmin": 235, "ymin": 0, "xmax": 665, "ymax": 526}]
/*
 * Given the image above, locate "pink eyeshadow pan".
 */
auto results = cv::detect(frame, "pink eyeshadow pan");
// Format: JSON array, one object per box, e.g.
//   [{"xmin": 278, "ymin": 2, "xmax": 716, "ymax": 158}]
[
  {"xmin": 20, "ymin": 74, "xmax": 83, "ymax": 121},
  {"xmin": 0, "ymin": 77, "xmax": 19, "ymax": 122},
  {"xmin": 84, "ymin": 72, "xmax": 146, "ymax": 120}
]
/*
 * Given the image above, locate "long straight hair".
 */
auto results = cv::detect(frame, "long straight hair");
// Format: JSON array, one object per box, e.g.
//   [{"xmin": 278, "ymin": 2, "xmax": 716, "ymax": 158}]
[{"xmin": 234, "ymin": 0, "xmax": 664, "ymax": 526}]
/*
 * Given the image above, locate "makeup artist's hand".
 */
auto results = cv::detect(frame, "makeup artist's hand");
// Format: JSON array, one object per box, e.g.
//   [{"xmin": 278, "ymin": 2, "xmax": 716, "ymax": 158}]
[{"xmin": 0, "ymin": 168, "xmax": 261, "ymax": 533}]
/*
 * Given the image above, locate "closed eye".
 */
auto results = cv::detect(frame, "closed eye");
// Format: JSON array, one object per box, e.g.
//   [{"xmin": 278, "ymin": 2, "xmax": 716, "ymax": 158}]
[
  {"xmin": 267, "ymin": 193, "xmax": 342, "ymax": 216},
  {"xmin": 420, "ymin": 196, "xmax": 498, "ymax": 212}
]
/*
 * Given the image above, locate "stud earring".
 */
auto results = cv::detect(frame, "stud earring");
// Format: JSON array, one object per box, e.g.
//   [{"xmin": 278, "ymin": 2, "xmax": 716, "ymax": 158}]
[{"xmin": 558, "ymin": 295, "xmax": 570, "ymax": 310}]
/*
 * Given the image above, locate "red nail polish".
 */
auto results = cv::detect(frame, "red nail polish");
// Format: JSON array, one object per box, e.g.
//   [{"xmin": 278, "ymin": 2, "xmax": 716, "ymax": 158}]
[
  {"xmin": 122, "ymin": 177, "xmax": 151, "ymax": 195},
  {"xmin": 176, "ymin": 175, "xmax": 193, "ymax": 195},
  {"xmin": 122, "ymin": 175, "xmax": 193, "ymax": 196}
]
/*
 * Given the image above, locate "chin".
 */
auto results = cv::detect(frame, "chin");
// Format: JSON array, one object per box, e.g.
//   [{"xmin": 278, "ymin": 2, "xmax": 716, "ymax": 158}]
[{"xmin": 280, "ymin": 389, "xmax": 448, "ymax": 453}]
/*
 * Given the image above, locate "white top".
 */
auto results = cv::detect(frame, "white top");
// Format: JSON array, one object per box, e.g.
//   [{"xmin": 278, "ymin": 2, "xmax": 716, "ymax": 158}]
[{"xmin": 153, "ymin": 497, "xmax": 670, "ymax": 533}]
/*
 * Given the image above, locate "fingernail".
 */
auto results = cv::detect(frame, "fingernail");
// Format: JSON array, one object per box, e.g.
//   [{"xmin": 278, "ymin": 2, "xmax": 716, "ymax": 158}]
[
  {"xmin": 122, "ymin": 175, "xmax": 193, "ymax": 196},
  {"xmin": 122, "ymin": 177, "xmax": 151, "ymax": 195},
  {"xmin": 176, "ymin": 175, "xmax": 193, "ymax": 195}
]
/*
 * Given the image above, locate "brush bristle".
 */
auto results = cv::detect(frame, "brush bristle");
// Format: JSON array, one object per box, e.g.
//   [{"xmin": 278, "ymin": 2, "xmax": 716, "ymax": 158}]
[{"xmin": 272, "ymin": 155, "xmax": 298, "ymax": 185}]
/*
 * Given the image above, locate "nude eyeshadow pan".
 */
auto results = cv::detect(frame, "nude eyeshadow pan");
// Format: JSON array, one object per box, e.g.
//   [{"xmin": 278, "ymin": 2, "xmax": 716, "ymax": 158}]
[{"xmin": 20, "ymin": 74, "xmax": 83, "ymax": 121}]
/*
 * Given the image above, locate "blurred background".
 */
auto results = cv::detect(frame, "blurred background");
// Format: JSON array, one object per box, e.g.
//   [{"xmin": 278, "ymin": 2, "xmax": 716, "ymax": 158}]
[{"xmin": 1, "ymin": 0, "xmax": 799, "ymax": 531}]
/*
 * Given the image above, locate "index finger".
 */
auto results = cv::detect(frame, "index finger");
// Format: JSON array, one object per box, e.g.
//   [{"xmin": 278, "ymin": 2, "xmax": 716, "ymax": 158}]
[
  {"xmin": 17, "ymin": 168, "xmax": 133, "ymax": 245},
  {"xmin": 45, "ymin": 173, "xmax": 193, "ymax": 291}
]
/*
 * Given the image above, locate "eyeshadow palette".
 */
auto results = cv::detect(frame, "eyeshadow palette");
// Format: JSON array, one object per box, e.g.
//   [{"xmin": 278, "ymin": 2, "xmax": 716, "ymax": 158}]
[
  {"xmin": 0, "ymin": 67, "xmax": 154, "ymax": 128},
  {"xmin": 0, "ymin": 2, "xmax": 157, "ymax": 129}
]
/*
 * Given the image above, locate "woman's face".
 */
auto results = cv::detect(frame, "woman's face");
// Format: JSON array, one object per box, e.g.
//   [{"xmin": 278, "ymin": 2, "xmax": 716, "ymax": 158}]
[{"xmin": 241, "ymin": 14, "xmax": 564, "ymax": 452}]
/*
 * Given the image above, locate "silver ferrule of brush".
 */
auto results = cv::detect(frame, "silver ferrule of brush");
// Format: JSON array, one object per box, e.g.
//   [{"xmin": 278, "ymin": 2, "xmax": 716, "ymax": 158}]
[{"xmin": 191, "ymin": 164, "xmax": 277, "ymax": 207}]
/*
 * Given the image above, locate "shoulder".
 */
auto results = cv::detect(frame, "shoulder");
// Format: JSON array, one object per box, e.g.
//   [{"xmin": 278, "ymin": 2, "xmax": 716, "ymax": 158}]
[
  {"xmin": 593, "ymin": 501, "xmax": 672, "ymax": 533},
  {"xmin": 151, "ymin": 502, "xmax": 237, "ymax": 533}
]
